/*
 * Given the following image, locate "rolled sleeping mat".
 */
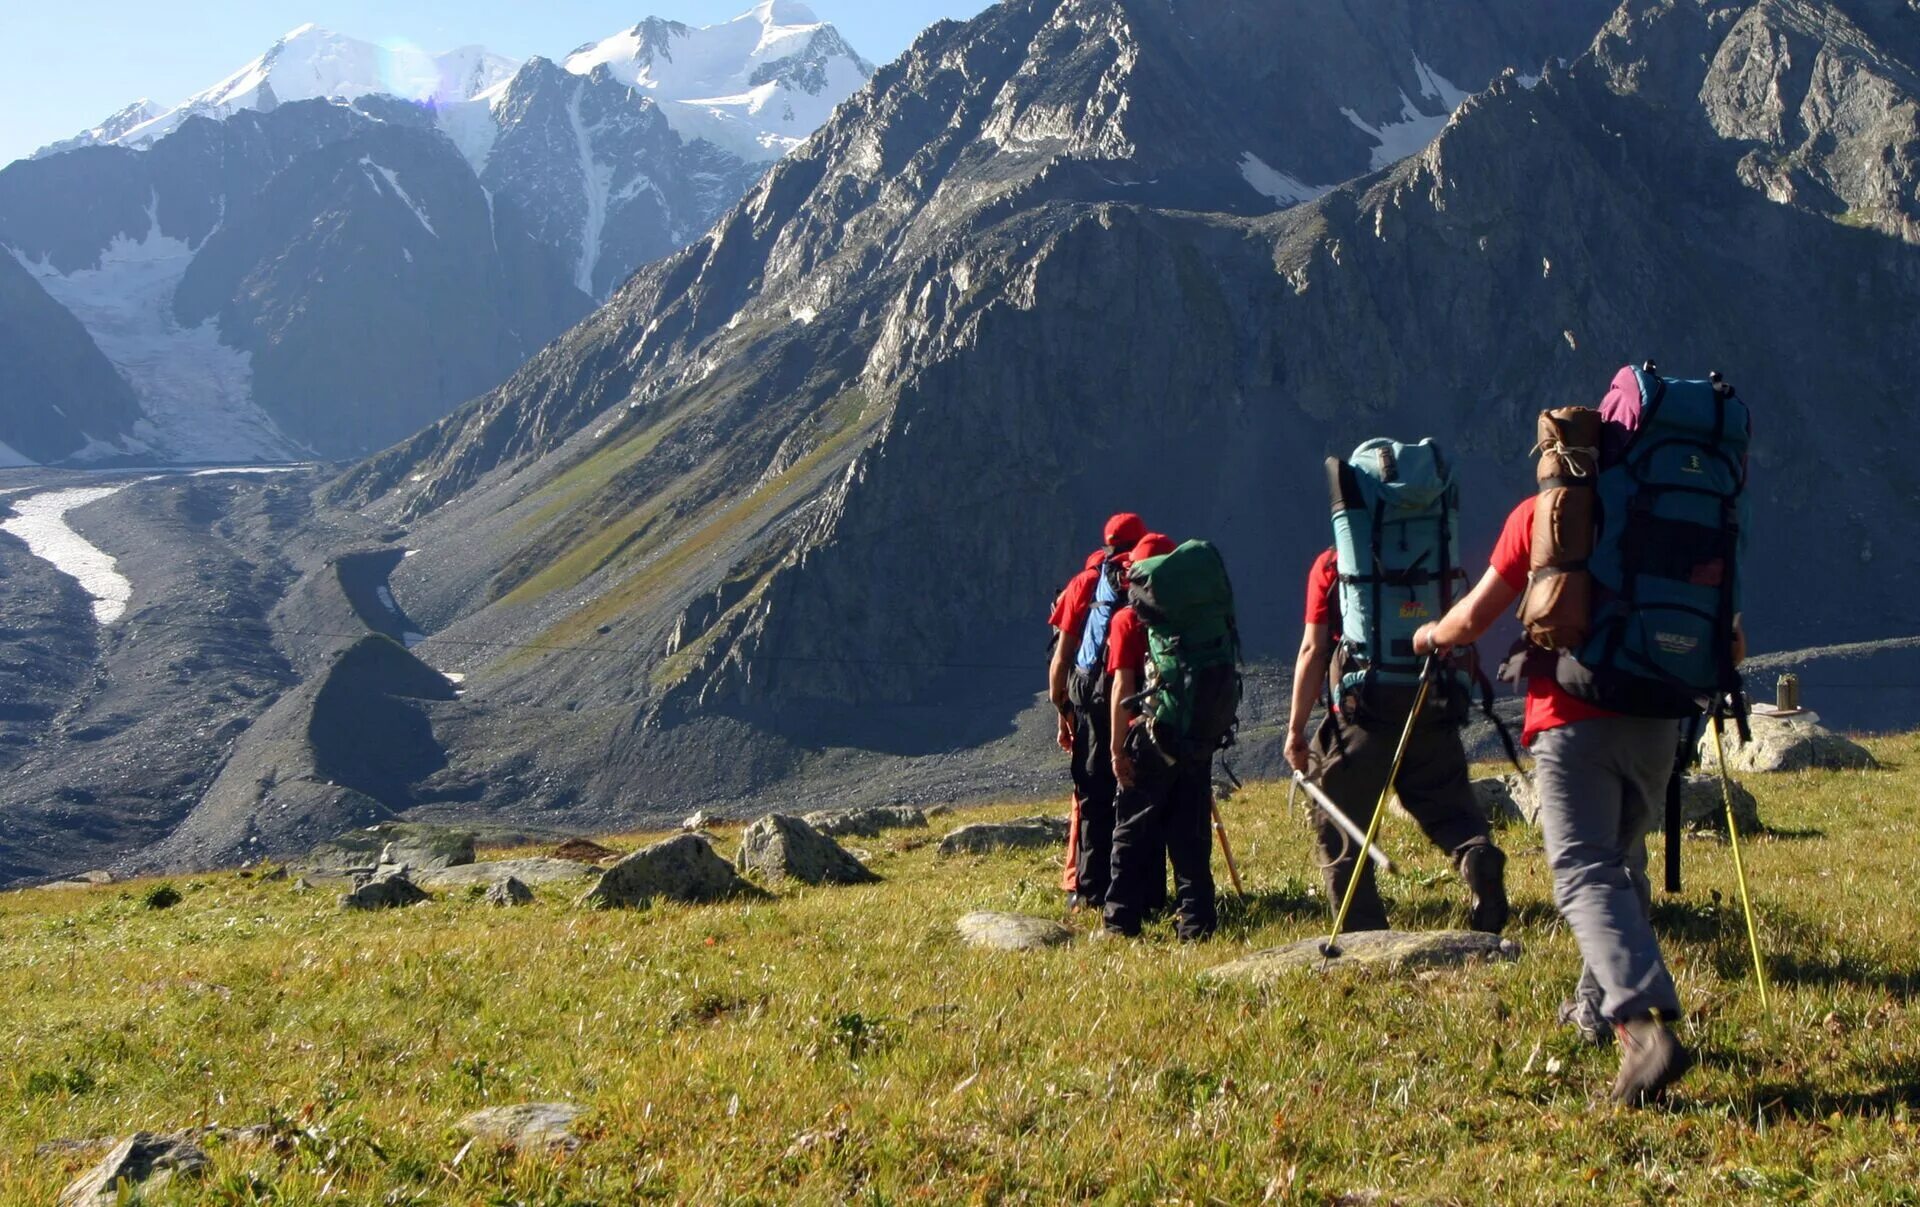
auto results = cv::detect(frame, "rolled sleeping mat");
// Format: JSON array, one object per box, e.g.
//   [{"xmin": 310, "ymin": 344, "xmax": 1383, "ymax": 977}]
[{"xmin": 1519, "ymin": 407, "xmax": 1602, "ymax": 650}]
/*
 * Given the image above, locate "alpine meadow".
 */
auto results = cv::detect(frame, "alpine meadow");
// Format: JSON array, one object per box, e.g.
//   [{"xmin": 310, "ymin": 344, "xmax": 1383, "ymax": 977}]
[{"xmin": 3, "ymin": 0, "xmax": 1920, "ymax": 1203}]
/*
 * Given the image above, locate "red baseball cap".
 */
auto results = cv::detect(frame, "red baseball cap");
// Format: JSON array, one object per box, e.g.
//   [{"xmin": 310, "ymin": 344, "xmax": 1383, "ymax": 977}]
[
  {"xmin": 1105, "ymin": 512, "xmax": 1147, "ymax": 551},
  {"xmin": 1131, "ymin": 532, "xmax": 1177, "ymax": 561}
]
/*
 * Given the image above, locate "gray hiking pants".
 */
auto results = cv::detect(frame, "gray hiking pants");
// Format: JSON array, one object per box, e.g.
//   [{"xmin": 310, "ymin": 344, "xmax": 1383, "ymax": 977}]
[{"xmin": 1531, "ymin": 715, "xmax": 1683, "ymax": 1022}]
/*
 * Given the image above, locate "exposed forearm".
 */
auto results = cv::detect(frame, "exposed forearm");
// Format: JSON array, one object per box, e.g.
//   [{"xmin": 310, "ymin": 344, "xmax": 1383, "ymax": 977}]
[
  {"xmin": 1417, "ymin": 567, "xmax": 1522, "ymax": 653},
  {"xmin": 1288, "ymin": 628, "xmax": 1332, "ymax": 737},
  {"xmin": 1110, "ymin": 668, "xmax": 1139, "ymax": 742},
  {"xmin": 1048, "ymin": 638, "xmax": 1072, "ymax": 708}
]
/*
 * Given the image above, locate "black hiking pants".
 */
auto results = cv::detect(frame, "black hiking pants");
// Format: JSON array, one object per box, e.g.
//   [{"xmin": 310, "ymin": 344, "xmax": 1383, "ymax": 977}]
[
  {"xmin": 1105, "ymin": 728, "xmax": 1215, "ymax": 941},
  {"xmin": 1068, "ymin": 703, "xmax": 1119, "ymax": 904},
  {"xmin": 1308, "ymin": 708, "xmax": 1496, "ymax": 932}
]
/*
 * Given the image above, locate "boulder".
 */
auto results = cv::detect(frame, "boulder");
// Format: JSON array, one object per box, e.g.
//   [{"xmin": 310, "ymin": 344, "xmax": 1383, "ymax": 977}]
[
  {"xmin": 956, "ymin": 911, "xmax": 1074, "ymax": 951},
  {"xmin": 339, "ymin": 870, "xmax": 430, "ymax": 911},
  {"xmin": 736, "ymin": 814, "xmax": 880, "ymax": 885},
  {"xmin": 580, "ymin": 834, "xmax": 762, "ymax": 909},
  {"xmin": 417, "ymin": 858, "xmax": 601, "ymax": 889},
  {"xmin": 1011, "ymin": 814, "xmax": 1073, "ymax": 840},
  {"xmin": 1697, "ymin": 712, "xmax": 1877, "ymax": 773},
  {"xmin": 681, "ymin": 809, "xmax": 723, "ymax": 832},
  {"xmin": 485, "ymin": 877, "xmax": 535, "ymax": 907},
  {"xmin": 1472, "ymin": 774, "xmax": 1535, "ymax": 827},
  {"xmin": 802, "ymin": 805, "xmax": 929, "ymax": 838},
  {"xmin": 1203, "ymin": 930, "xmax": 1522, "ymax": 985},
  {"xmin": 60, "ymin": 1132, "xmax": 208, "ymax": 1206},
  {"xmin": 938, "ymin": 821, "xmax": 1062, "ymax": 857},
  {"xmin": 379, "ymin": 829, "xmax": 475, "ymax": 871},
  {"xmin": 456, "ymin": 1103, "xmax": 582, "ymax": 1151},
  {"xmin": 551, "ymin": 838, "xmax": 619, "ymax": 863},
  {"xmin": 1679, "ymin": 773, "xmax": 1762, "ymax": 834}
]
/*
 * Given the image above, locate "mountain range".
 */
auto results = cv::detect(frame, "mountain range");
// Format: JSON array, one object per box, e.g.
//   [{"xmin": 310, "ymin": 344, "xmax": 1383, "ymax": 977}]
[
  {"xmin": 4, "ymin": 0, "xmax": 1919, "ymax": 888},
  {"xmin": 0, "ymin": 4, "xmax": 873, "ymax": 465}
]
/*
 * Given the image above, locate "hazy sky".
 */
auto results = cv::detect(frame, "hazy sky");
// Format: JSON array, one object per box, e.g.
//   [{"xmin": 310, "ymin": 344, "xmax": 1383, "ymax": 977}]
[{"xmin": 0, "ymin": 0, "xmax": 998, "ymax": 166}]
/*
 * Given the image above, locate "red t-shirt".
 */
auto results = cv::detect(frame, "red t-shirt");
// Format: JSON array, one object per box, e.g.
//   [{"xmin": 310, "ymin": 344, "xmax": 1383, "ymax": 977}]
[
  {"xmin": 1304, "ymin": 547, "xmax": 1339, "ymax": 628},
  {"xmin": 1106, "ymin": 605, "xmax": 1148, "ymax": 678},
  {"xmin": 1490, "ymin": 498, "xmax": 1617, "ymax": 744},
  {"xmin": 1048, "ymin": 557, "xmax": 1103, "ymax": 637}
]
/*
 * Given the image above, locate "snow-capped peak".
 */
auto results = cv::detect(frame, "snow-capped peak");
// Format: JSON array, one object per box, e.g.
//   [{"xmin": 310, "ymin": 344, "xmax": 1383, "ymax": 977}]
[
  {"xmin": 563, "ymin": 3, "xmax": 873, "ymax": 162},
  {"xmin": 109, "ymin": 26, "xmax": 520, "ymax": 149}
]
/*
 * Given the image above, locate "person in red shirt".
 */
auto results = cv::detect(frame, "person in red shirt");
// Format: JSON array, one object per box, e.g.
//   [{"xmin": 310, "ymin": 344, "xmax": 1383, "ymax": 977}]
[
  {"xmin": 1412, "ymin": 496, "xmax": 1742, "ymax": 1107},
  {"xmin": 1284, "ymin": 547, "xmax": 1509, "ymax": 935},
  {"xmin": 1046, "ymin": 512, "xmax": 1148, "ymax": 908},
  {"xmin": 1103, "ymin": 533, "xmax": 1215, "ymax": 941}
]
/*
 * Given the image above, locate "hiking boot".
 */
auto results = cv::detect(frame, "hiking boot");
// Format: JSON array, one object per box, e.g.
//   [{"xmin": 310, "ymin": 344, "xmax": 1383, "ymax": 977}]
[
  {"xmin": 1459, "ymin": 844, "xmax": 1510, "ymax": 935},
  {"xmin": 1557, "ymin": 997, "xmax": 1612, "ymax": 1047},
  {"xmin": 1610, "ymin": 1015, "xmax": 1694, "ymax": 1106}
]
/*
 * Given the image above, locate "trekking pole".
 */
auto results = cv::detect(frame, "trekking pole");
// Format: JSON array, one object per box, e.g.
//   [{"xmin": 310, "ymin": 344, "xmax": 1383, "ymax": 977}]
[
  {"xmin": 1323, "ymin": 656, "xmax": 1435, "ymax": 957},
  {"xmin": 1292, "ymin": 770, "xmax": 1397, "ymax": 874},
  {"xmin": 1210, "ymin": 801, "xmax": 1244, "ymax": 896},
  {"xmin": 1711, "ymin": 714, "xmax": 1770, "ymax": 1011}
]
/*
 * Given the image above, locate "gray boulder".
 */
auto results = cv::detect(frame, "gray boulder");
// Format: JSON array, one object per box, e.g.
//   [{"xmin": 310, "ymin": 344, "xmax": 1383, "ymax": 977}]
[
  {"xmin": 456, "ymin": 1103, "xmax": 582, "ymax": 1151},
  {"xmin": 736, "ymin": 814, "xmax": 880, "ymax": 886},
  {"xmin": 580, "ymin": 834, "xmax": 762, "ymax": 909},
  {"xmin": 1472, "ymin": 774, "xmax": 1535, "ymax": 827},
  {"xmin": 1698, "ymin": 712, "xmax": 1877, "ymax": 774},
  {"xmin": 956, "ymin": 911, "xmax": 1074, "ymax": 951},
  {"xmin": 681, "ymin": 810, "xmax": 723, "ymax": 832},
  {"xmin": 304, "ymin": 823, "xmax": 476, "ymax": 875},
  {"xmin": 485, "ymin": 877, "xmax": 535, "ymax": 907},
  {"xmin": 60, "ymin": 1132, "xmax": 208, "ymax": 1206},
  {"xmin": 1680, "ymin": 774, "xmax": 1762, "ymax": 834},
  {"xmin": 417, "ymin": 858, "xmax": 601, "ymax": 889},
  {"xmin": 1204, "ymin": 930, "xmax": 1522, "ymax": 985},
  {"xmin": 339, "ymin": 870, "xmax": 430, "ymax": 911},
  {"xmin": 379, "ymin": 829, "xmax": 475, "ymax": 871},
  {"xmin": 938, "ymin": 821, "xmax": 1063, "ymax": 857},
  {"xmin": 802, "ymin": 805, "xmax": 929, "ymax": 838}
]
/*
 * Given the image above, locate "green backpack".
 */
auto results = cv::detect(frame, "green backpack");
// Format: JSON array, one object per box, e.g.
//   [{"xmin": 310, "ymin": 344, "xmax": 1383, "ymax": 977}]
[{"xmin": 1125, "ymin": 540, "xmax": 1242, "ymax": 765}]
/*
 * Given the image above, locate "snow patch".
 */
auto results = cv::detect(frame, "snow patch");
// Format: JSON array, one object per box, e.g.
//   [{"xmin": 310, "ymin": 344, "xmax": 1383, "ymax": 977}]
[
  {"xmin": 1238, "ymin": 153, "xmax": 1331, "ymax": 206},
  {"xmin": 789, "ymin": 304, "xmax": 818, "ymax": 325},
  {"xmin": 11, "ymin": 203, "xmax": 301, "ymax": 464},
  {"xmin": 0, "ymin": 440, "xmax": 35, "ymax": 468},
  {"xmin": 1340, "ymin": 57, "xmax": 1471, "ymax": 172},
  {"xmin": 567, "ymin": 88, "xmax": 613, "ymax": 296},
  {"xmin": 361, "ymin": 158, "xmax": 438, "ymax": 237},
  {"xmin": 0, "ymin": 485, "xmax": 136, "ymax": 624}
]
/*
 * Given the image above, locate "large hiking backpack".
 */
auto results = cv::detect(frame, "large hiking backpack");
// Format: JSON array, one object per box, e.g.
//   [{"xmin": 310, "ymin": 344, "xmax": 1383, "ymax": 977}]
[
  {"xmin": 1560, "ymin": 365, "xmax": 1750, "ymax": 716},
  {"xmin": 1067, "ymin": 554, "xmax": 1128, "ymax": 709},
  {"xmin": 1327, "ymin": 438, "xmax": 1470, "ymax": 706},
  {"xmin": 1126, "ymin": 540, "xmax": 1242, "ymax": 765}
]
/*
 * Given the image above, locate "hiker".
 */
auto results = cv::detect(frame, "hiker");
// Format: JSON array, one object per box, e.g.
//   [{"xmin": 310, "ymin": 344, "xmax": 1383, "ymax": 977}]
[
  {"xmin": 1411, "ymin": 366, "xmax": 1750, "ymax": 1106},
  {"xmin": 1104, "ymin": 533, "xmax": 1236, "ymax": 941},
  {"xmin": 1048, "ymin": 513, "xmax": 1149, "ymax": 908},
  {"xmin": 1284, "ymin": 439, "xmax": 1510, "ymax": 936}
]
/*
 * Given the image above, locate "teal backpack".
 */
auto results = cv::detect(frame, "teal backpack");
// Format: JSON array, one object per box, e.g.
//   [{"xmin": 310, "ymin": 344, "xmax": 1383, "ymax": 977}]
[
  {"xmin": 1125, "ymin": 540, "xmax": 1242, "ymax": 765},
  {"xmin": 1326, "ymin": 438, "xmax": 1469, "ymax": 708}
]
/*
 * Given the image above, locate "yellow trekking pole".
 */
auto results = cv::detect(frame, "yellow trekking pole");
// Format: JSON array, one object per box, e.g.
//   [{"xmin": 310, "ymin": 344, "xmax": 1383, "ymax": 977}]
[
  {"xmin": 1712, "ymin": 714, "xmax": 1769, "ymax": 1010},
  {"xmin": 1323, "ymin": 656, "xmax": 1434, "ymax": 957}
]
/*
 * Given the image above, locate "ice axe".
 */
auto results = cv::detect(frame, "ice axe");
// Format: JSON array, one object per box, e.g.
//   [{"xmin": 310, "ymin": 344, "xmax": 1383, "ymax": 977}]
[
  {"xmin": 1322, "ymin": 655, "xmax": 1435, "ymax": 958},
  {"xmin": 1291, "ymin": 769, "xmax": 1397, "ymax": 875},
  {"xmin": 1712, "ymin": 713, "xmax": 1770, "ymax": 1011},
  {"xmin": 1210, "ymin": 800, "xmax": 1244, "ymax": 897}
]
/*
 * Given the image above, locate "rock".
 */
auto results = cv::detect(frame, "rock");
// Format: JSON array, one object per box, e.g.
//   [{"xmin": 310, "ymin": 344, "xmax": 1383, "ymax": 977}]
[
  {"xmin": 485, "ymin": 877, "xmax": 534, "ymax": 907},
  {"xmin": 1472, "ymin": 774, "xmax": 1536, "ymax": 827},
  {"xmin": 681, "ymin": 809, "xmax": 722, "ymax": 832},
  {"xmin": 956, "ymin": 911, "xmax": 1074, "ymax": 951},
  {"xmin": 580, "ymin": 834, "xmax": 763, "ymax": 909},
  {"xmin": 455, "ymin": 1102, "xmax": 582, "ymax": 1151},
  {"xmin": 60, "ymin": 1132, "xmax": 209, "ymax": 1206},
  {"xmin": 938, "ymin": 821, "xmax": 1063, "ymax": 857},
  {"xmin": 736, "ymin": 814, "xmax": 880, "ymax": 885},
  {"xmin": 416, "ymin": 858, "xmax": 602, "ymax": 889},
  {"xmin": 1679, "ymin": 774, "xmax": 1762, "ymax": 834},
  {"xmin": 1011, "ymin": 814, "xmax": 1072, "ymax": 840},
  {"xmin": 339, "ymin": 870, "xmax": 430, "ymax": 911},
  {"xmin": 551, "ymin": 838, "xmax": 619, "ymax": 863},
  {"xmin": 1203, "ymin": 930, "xmax": 1523, "ymax": 985},
  {"xmin": 801, "ymin": 805, "xmax": 929, "ymax": 838},
  {"xmin": 1697, "ymin": 712, "xmax": 1878, "ymax": 773},
  {"xmin": 378, "ymin": 829, "xmax": 475, "ymax": 871}
]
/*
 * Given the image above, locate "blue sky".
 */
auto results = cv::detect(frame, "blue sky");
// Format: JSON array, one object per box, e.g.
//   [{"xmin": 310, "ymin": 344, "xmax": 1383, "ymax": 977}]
[{"xmin": 0, "ymin": 0, "xmax": 998, "ymax": 166}]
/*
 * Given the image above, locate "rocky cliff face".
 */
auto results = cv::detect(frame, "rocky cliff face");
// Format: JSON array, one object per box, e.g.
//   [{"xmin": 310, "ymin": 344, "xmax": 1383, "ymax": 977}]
[{"xmin": 0, "ymin": 252, "xmax": 142, "ymax": 462}]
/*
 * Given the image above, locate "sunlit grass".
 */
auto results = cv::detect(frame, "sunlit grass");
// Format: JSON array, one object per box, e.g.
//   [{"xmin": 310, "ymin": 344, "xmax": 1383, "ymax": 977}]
[{"xmin": 3, "ymin": 738, "xmax": 1916, "ymax": 1203}]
